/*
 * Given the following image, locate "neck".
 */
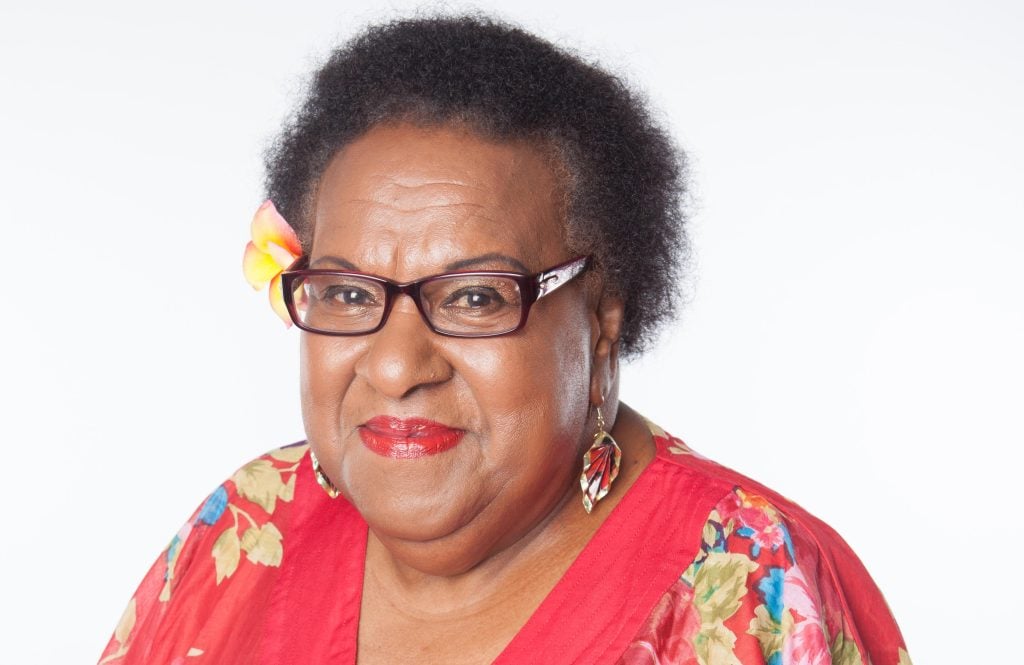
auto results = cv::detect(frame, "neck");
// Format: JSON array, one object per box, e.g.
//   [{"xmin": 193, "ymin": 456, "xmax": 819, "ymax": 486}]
[
  {"xmin": 362, "ymin": 402, "xmax": 655, "ymax": 617},
  {"xmin": 364, "ymin": 469, "xmax": 582, "ymax": 615}
]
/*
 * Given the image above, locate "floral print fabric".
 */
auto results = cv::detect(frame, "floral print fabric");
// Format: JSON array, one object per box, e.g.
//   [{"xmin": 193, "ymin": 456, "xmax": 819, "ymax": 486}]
[
  {"xmin": 100, "ymin": 427, "xmax": 910, "ymax": 664},
  {"xmin": 619, "ymin": 431, "xmax": 911, "ymax": 665},
  {"xmin": 99, "ymin": 444, "xmax": 306, "ymax": 664},
  {"xmin": 620, "ymin": 487, "xmax": 911, "ymax": 664}
]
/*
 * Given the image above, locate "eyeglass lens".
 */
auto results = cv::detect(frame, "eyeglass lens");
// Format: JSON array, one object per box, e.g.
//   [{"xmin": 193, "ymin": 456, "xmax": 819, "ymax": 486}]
[{"xmin": 292, "ymin": 273, "xmax": 525, "ymax": 335}]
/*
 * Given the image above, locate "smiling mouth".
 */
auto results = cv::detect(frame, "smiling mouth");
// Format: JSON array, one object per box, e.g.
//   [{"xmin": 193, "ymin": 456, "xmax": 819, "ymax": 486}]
[{"xmin": 358, "ymin": 416, "xmax": 465, "ymax": 459}]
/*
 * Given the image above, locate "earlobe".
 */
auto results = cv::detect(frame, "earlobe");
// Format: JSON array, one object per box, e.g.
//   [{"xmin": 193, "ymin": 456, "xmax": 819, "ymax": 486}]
[{"xmin": 589, "ymin": 295, "xmax": 625, "ymax": 406}]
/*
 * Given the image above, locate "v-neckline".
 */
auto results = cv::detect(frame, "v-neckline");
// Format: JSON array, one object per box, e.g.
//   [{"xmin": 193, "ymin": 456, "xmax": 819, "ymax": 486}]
[
  {"xmin": 266, "ymin": 425, "xmax": 722, "ymax": 664},
  {"xmin": 493, "ymin": 429, "xmax": 720, "ymax": 663}
]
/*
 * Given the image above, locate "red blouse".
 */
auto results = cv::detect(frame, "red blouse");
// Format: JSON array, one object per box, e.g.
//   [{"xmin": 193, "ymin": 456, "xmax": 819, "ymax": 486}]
[{"xmin": 100, "ymin": 424, "xmax": 910, "ymax": 664}]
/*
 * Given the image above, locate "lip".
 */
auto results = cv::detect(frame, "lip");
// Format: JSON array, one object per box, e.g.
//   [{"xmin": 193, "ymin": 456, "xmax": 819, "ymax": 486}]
[{"xmin": 358, "ymin": 416, "xmax": 465, "ymax": 459}]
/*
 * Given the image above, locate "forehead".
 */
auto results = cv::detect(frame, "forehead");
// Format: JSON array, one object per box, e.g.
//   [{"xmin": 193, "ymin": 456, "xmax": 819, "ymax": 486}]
[{"xmin": 311, "ymin": 123, "xmax": 568, "ymax": 274}]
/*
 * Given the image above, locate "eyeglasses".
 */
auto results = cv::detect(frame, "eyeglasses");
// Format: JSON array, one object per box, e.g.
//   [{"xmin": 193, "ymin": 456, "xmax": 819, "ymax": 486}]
[{"xmin": 281, "ymin": 255, "xmax": 591, "ymax": 337}]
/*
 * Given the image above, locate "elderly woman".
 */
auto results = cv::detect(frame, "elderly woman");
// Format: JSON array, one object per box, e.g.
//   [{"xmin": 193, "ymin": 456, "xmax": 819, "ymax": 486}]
[{"xmin": 100, "ymin": 16, "xmax": 909, "ymax": 665}]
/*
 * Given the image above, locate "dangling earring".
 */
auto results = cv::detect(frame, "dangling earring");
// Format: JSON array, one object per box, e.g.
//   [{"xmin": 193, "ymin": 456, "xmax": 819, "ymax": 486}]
[
  {"xmin": 579, "ymin": 406, "xmax": 622, "ymax": 514},
  {"xmin": 309, "ymin": 449, "xmax": 339, "ymax": 499}
]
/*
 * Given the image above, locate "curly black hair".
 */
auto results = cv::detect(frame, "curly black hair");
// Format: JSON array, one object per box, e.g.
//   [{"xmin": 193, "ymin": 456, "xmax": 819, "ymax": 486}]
[{"xmin": 265, "ymin": 14, "xmax": 689, "ymax": 356}]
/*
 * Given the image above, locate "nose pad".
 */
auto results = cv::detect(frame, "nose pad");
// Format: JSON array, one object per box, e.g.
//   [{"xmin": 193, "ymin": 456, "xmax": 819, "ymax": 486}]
[{"xmin": 355, "ymin": 294, "xmax": 453, "ymax": 399}]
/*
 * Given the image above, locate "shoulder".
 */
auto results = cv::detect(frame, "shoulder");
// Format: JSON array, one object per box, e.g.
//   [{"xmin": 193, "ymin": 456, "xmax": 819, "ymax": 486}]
[
  {"xmin": 648, "ymin": 422, "xmax": 859, "ymax": 567},
  {"xmin": 632, "ymin": 424, "xmax": 910, "ymax": 665},
  {"xmin": 156, "ymin": 441, "xmax": 311, "ymax": 598},
  {"xmin": 681, "ymin": 485, "xmax": 913, "ymax": 664},
  {"xmin": 99, "ymin": 442, "xmax": 311, "ymax": 663},
  {"xmin": 201, "ymin": 441, "xmax": 310, "ymax": 572},
  {"xmin": 181, "ymin": 441, "xmax": 310, "ymax": 577}
]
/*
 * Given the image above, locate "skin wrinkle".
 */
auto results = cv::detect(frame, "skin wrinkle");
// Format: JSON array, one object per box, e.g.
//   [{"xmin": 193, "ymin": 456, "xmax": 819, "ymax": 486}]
[
  {"xmin": 348, "ymin": 198, "xmax": 492, "ymax": 212},
  {"xmin": 375, "ymin": 181, "xmax": 492, "ymax": 200},
  {"xmin": 311, "ymin": 252, "xmax": 531, "ymax": 275},
  {"xmin": 300, "ymin": 123, "xmax": 653, "ymax": 664}
]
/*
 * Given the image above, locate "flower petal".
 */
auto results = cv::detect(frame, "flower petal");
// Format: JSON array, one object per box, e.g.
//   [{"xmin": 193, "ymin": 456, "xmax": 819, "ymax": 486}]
[
  {"xmin": 269, "ymin": 273, "xmax": 293, "ymax": 327},
  {"xmin": 265, "ymin": 240, "xmax": 300, "ymax": 269},
  {"xmin": 251, "ymin": 200, "xmax": 301, "ymax": 257},
  {"xmin": 243, "ymin": 241, "xmax": 281, "ymax": 290}
]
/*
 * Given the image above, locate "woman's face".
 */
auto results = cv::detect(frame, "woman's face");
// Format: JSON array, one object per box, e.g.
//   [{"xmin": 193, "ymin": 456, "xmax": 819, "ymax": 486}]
[{"xmin": 302, "ymin": 124, "xmax": 604, "ymax": 573}]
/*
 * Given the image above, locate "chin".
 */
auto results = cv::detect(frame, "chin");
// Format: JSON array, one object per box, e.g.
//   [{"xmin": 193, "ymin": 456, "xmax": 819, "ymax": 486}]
[
  {"xmin": 369, "ymin": 504, "xmax": 498, "ymax": 577},
  {"xmin": 353, "ymin": 484, "xmax": 482, "ymax": 543}
]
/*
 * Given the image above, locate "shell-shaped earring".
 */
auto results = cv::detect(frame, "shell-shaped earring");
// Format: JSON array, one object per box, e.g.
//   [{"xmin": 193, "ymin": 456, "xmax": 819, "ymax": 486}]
[
  {"xmin": 579, "ymin": 406, "xmax": 622, "ymax": 513},
  {"xmin": 309, "ymin": 449, "xmax": 339, "ymax": 499}
]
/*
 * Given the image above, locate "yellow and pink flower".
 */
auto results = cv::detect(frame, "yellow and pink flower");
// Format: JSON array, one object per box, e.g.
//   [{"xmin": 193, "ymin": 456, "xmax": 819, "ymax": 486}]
[{"xmin": 242, "ymin": 200, "xmax": 302, "ymax": 325}]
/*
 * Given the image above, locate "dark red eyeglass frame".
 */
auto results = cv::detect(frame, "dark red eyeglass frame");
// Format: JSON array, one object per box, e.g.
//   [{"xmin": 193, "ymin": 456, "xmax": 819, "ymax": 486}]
[{"xmin": 280, "ymin": 255, "xmax": 591, "ymax": 338}]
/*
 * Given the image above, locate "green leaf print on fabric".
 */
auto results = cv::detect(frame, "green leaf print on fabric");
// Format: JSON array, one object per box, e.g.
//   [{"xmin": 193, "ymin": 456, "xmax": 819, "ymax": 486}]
[
  {"xmin": 241, "ymin": 522, "xmax": 284, "ymax": 567},
  {"xmin": 694, "ymin": 621, "xmax": 741, "ymax": 665},
  {"xmin": 269, "ymin": 445, "xmax": 308, "ymax": 463},
  {"xmin": 212, "ymin": 526, "xmax": 241, "ymax": 583},
  {"xmin": 98, "ymin": 597, "xmax": 137, "ymax": 662},
  {"xmin": 693, "ymin": 552, "xmax": 758, "ymax": 623},
  {"xmin": 831, "ymin": 631, "xmax": 865, "ymax": 665},
  {"xmin": 691, "ymin": 551, "xmax": 758, "ymax": 664},
  {"xmin": 746, "ymin": 603, "xmax": 792, "ymax": 660},
  {"xmin": 207, "ymin": 445, "xmax": 304, "ymax": 584},
  {"xmin": 279, "ymin": 473, "xmax": 296, "ymax": 502},
  {"xmin": 232, "ymin": 459, "xmax": 286, "ymax": 514},
  {"xmin": 97, "ymin": 445, "xmax": 307, "ymax": 663}
]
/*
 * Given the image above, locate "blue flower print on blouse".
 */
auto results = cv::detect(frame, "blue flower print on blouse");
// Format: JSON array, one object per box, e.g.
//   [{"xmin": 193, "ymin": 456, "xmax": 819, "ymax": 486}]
[{"xmin": 195, "ymin": 485, "xmax": 228, "ymax": 525}]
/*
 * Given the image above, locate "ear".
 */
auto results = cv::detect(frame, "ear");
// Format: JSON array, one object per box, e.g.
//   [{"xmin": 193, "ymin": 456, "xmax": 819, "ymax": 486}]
[{"xmin": 589, "ymin": 294, "xmax": 625, "ymax": 406}]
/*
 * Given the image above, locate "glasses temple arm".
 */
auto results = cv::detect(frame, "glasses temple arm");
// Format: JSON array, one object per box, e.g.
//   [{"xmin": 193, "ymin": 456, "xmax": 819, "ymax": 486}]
[{"xmin": 536, "ymin": 257, "xmax": 590, "ymax": 299}]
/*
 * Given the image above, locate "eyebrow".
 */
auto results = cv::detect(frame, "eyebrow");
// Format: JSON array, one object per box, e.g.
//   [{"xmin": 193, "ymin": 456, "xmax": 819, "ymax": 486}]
[
  {"xmin": 446, "ymin": 253, "xmax": 531, "ymax": 273},
  {"xmin": 310, "ymin": 255, "xmax": 360, "ymax": 270},
  {"xmin": 310, "ymin": 252, "xmax": 532, "ymax": 274}
]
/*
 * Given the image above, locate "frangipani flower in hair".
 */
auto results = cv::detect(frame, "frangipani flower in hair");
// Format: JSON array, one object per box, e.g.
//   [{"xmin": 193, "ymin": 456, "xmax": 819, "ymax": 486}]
[{"xmin": 242, "ymin": 200, "xmax": 303, "ymax": 325}]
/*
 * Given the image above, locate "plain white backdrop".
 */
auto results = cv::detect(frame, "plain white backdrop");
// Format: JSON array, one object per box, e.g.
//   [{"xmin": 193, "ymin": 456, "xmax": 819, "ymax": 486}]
[{"xmin": 2, "ymin": 1, "xmax": 1021, "ymax": 662}]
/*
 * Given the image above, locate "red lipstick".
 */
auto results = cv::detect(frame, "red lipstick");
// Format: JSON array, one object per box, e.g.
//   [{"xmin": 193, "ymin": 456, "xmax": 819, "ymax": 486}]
[{"xmin": 359, "ymin": 416, "xmax": 464, "ymax": 459}]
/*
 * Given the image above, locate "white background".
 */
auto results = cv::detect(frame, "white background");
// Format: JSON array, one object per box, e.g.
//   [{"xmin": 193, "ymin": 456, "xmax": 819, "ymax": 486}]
[{"xmin": 2, "ymin": 1, "xmax": 1021, "ymax": 662}]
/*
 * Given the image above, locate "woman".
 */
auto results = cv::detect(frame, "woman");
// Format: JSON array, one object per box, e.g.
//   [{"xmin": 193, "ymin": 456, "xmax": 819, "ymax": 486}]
[{"xmin": 100, "ymin": 16, "xmax": 909, "ymax": 664}]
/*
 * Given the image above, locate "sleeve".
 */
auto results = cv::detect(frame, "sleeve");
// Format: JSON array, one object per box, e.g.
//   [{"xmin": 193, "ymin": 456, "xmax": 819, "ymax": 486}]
[
  {"xmin": 620, "ymin": 487, "xmax": 912, "ymax": 665},
  {"xmin": 97, "ymin": 444, "xmax": 307, "ymax": 664},
  {"xmin": 97, "ymin": 483, "xmax": 231, "ymax": 664}
]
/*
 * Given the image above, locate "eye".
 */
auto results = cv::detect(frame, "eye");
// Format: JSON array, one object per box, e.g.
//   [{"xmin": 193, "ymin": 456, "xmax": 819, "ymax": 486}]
[
  {"xmin": 445, "ymin": 287, "xmax": 505, "ymax": 310},
  {"xmin": 320, "ymin": 284, "xmax": 379, "ymax": 307}
]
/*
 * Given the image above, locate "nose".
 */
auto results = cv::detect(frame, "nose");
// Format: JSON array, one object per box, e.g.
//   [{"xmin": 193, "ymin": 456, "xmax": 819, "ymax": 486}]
[{"xmin": 354, "ymin": 294, "xmax": 454, "ymax": 400}]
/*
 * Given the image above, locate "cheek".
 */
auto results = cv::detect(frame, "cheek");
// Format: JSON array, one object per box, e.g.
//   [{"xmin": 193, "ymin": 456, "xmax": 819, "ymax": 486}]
[
  {"xmin": 454, "ymin": 307, "xmax": 594, "ymax": 468},
  {"xmin": 299, "ymin": 334, "xmax": 361, "ymax": 448}
]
